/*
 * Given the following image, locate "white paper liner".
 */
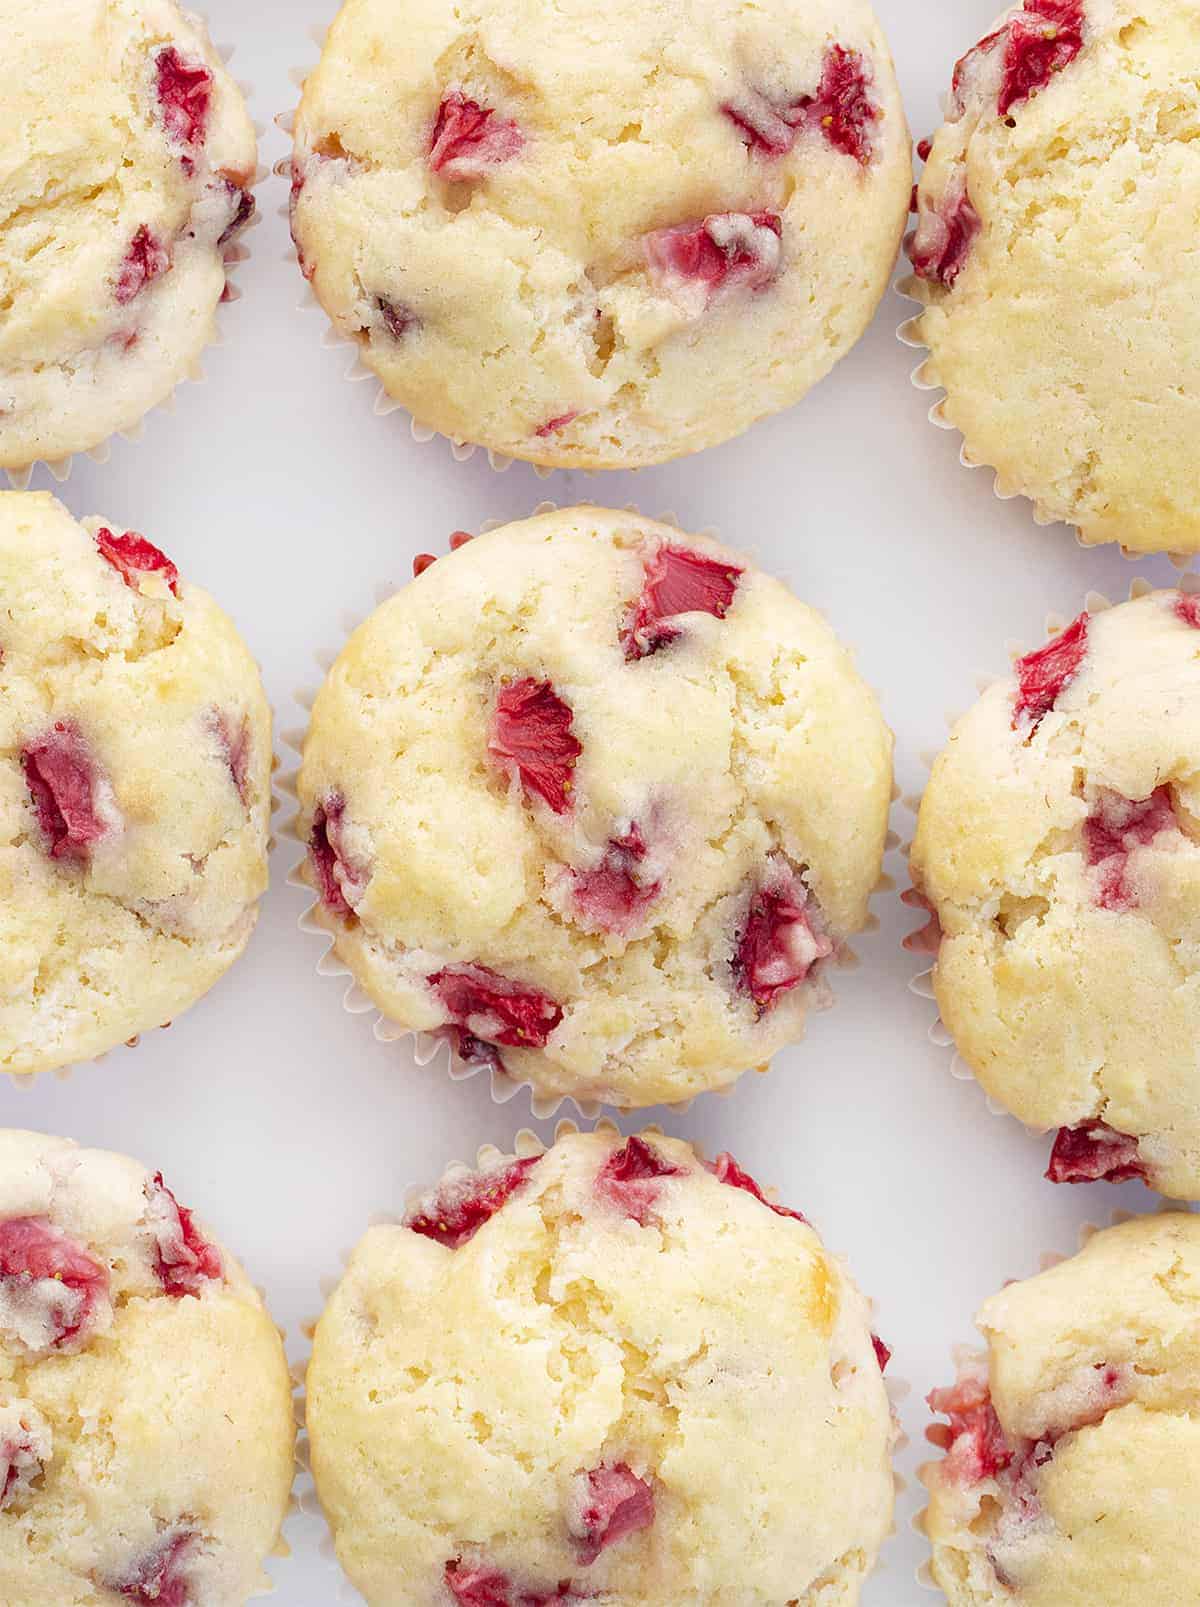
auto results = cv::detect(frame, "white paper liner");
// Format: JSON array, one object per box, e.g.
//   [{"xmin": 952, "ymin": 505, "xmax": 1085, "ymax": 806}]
[
  {"xmin": 281, "ymin": 501, "xmax": 897, "ymax": 1120},
  {"xmin": 291, "ymin": 1119, "xmax": 910, "ymax": 1602},
  {"xmin": 899, "ymin": 573, "xmax": 1200, "ymax": 1137},
  {"xmin": 3, "ymin": 27, "xmax": 267, "ymax": 491}
]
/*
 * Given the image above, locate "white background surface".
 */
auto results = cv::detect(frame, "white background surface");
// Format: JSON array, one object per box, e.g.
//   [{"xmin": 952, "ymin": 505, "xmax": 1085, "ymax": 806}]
[{"xmin": 13, "ymin": 1, "xmax": 1192, "ymax": 1601}]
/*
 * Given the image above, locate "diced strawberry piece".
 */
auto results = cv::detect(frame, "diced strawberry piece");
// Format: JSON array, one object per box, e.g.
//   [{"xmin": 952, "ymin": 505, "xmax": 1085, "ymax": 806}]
[
  {"xmin": 535, "ymin": 411, "xmax": 580, "ymax": 438},
  {"xmin": 0, "ymin": 1426, "xmax": 44, "ymax": 1510},
  {"xmin": 1083, "ymin": 786, "xmax": 1177, "ymax": 912},
  {"xmin": 218, "ymin": 186, "xmax": 256, "ymax": 247},
  {"xmin": 999, "ymin": 1, "xmax": 1086, "ymax": 117},
  {"xmin": 114, "ymin": 1531, "xmax": 197, "ymax": 1607},
  {"xmin": 621, "ymin": 542, "xmax": 743, "ymax": 661},
  {"xmin": 429, "ymin": 92, "xmax": 524, "ymax": 182},
  {"xmin": 430, "ymin": 964, "xmax": 563, "ymax": 1050},
  {"xmin": 413, "ymin": 553, "xmax": 438, "ymax": 577},
  {"xmin": 801, "ymin": 44, "xmax": 879, "ymax": 164},
  {"xmin": 406, "ymin": 1157, "xmax": 542, "ymax": 1250},
  {"xmin": 595, "ymin": 1137, "xmax": 680, "ymax": 1226},
  {"xmin": 309, "ymin": 793, "xmax": 366, "ymax": 917},
  {"xmin": 572, "ymin": 825, "xmax": 660, "ymax": 933},
  {"xmin": 115, "ymin": 227, "xmax": 170, "ymax": 305},
  {"xmin": 1012, "ymin": 612, "xmax": 1089, "ymax": 732},
  {"xmin": 450, "ymin": 531, "xmax": 474, "ymax": 550},
  {"xmin": 22, "ymin": 722, "xmax": 110, "ymax": 862},
  {"xmin": 872, "ymin": 1335, "xmax": 892, "ymax": 1373},
  {"xmin": 289, "ymin": 162, "xmax": 315, "ymax": 280},
  {"xmin": 917, "ymin": 136, "xmax": 933, "ymax": 162},
  {"xmin": 901, "ymin": 887, "xmax": 944, "ymax": 955},
  {"xmin": 710, "ymin": 1152, "xmax": 807, "ymax": 1223},
  {"xmin": 908, "ymin": 177, "xmax": 981, "ymax": 288},
  {"xmin": 444, "ymin": 1563, "xmax": 585, "ymax": 1606},
  {"xmin": 645, "ymin": 211, "xmax": 782, "ymax": 305},
  {"xmin": 950, "ymin": 25, "xmax": 1010, "ymax": 118},
  {"xmin": 733, "ymin": 862, "xmax": 833, "ymax": 1012},
  {"xmin": 568, "ymin": 1464, "xmax": 655, "ymax": 1565},
  {"xmin": 155, "ymin": 48, "xmax": 213, "ymax": 147},
  {"xmin": 928, "ymin": 1375, "xmax": 1014, "ymax": 1484},
  {"xmin": 209, "ymin": 710, "xmax": 251, "ymax": 806},
  {"xmin": 489, "ymin": 679, "xmax": 582, "ymax": 816},
  {"xmin": 378, "ymin": 297, "xmax": 418, "ymax": 340},
  {"xmin": 144, "ymin": 1174, "xmax": 222, "ymax": 1298},
  {"xmin": 0, "ymin": 1218, "xmax": 109, "ymax": 1351},
  {"xmin": 95, "ymin": 528, "xmax": 181, "ymax": 597},
  {"xmin": 440, "ymin": 1025, "xmax": 505, "ymax": 1073},
  {"xmin": 1175, "ymin": 593, "xmax": 1200, "ymax": 629},
  {"xmin": 722, "ymin": 92, "xmax": 796, "ymax": 155},
  {"xmin": 1046, "ymin": 1120, "xmax": 1147, "ymax": 1184}
]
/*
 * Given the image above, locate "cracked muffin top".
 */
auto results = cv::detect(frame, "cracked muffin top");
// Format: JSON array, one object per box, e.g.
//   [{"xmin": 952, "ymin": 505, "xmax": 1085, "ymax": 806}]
[
  {"xmin": 923, "ymin": 1212, "xmax": 1200, "ymax": 1605},
  {"xmin": 295, "ymin": 507, "xmax": 893, "ymax": 1110},
  {"xmin": 0, "ymin": 491, "xmax": 272, "ymax": 1077},
  {"xmin": 306, "ymin": 1129, "xmax": 896, "ymax": 1607},
  {"xmin": 0, "ymin": 0, "xmax": 257, "ymax": 473},
  {"xmin": 289, "ymin": 0, "xmax": 911, "ymax": 469},
  {"xmin": 910, "ymin": 590, "xmax": 1200, "ymax": 1199},
  {"xmin": 908, "ymin": 0, "xmax": 1200, "ymax": 555},
  {"xmin": 0, "ymin": 1128, "xmax": 295, "ymax": 1606}
]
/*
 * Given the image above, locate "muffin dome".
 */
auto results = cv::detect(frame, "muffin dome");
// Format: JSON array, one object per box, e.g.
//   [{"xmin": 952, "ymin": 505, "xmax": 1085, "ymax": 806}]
[
  {"xmin": 0, "ymin": 491, "xmax": 272, "ymax": 1076},
  {"xmin": 290, "ymin": 0, "xmax": 911, "ymax": 468},
  {"xmin": 0, "ymin": 1129, "xmax": 295, "ymax": 1605},
  {"xmin": 0, "ymin": 0, "xmax": 257, "ymax": 473},
  {"xmin": 307, "ymin": 1129, "xmax": 896, "ymax": 1606},
  {"xmin": 296, "ymin": 507, "xmax": 893, "ymax": 1109},
  {"xmin": 908, "ymin": 0, "xmax": 1200, "ymax": 554}
]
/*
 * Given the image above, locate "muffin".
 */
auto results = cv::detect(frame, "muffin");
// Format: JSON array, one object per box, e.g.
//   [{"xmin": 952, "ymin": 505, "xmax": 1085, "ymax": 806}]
[
  {"xmin": 0, "ymin": 0, "xmax": 257, "ymax": 476},
  {"xmin": 0, "ymin": 1129, "xmax": 295, "ymax": 1605},
  {"xmin": 295, "ymin": 507, "xmax": 893, "ymax": 1110},
  {"xmin": 906, "ymin": 0, "xmax": 1200, "ymax": 555},
  {"xmin": 307, "ymin": 1128, "xmax": 896, "ymax": 1606},
  {"xmin": 909, "ymin": 590, "xmax": 1200, "ymax": 1199},
  {"xmin": 0, "ymin": 491, "xmax": 272, "ymax": 1076},
  {"xmin": 289, "ymin": 0, "xmax": 911, "ymax": 469},
  {"xmin": 923, "ymin": 1212, "xmax": 1200, "ymax": 1605}
]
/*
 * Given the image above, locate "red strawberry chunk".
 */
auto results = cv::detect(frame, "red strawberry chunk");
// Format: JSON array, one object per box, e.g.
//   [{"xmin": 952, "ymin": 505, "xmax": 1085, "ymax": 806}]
[
  {"xmin": 872, "ymin": 1334, "xmax": 892, "ymax": 1373},
  {"xmin": 572, "ymin": 825, "xmax": 661, "ymax": 933},
  {"xmin": 445, "ymin": 1563, "xmax": 585, "ymax": 1606},
  {"xmin": 429, "ymin": 92, "xmax": 524, "ymax": 182},
  {"xmin": 568, "ymin": 1464, "xmax": 655, "ymax": 1565},
  {"xmin": 733, "ymin": 862, "xmax": 832, "ymax": 1012},
  {"xmin": 430, "ymin": 964, "xmax": 563, "ymax": 1050},
  {"xmin": 901, "ymin": 887, "xmax": 944, "ymax": 956},
  {"xmin": 622, "ymin": 542, "xmax": 744, "ymax": 661},
  {"xmin": 406, "ymin": 1157, "xmax": 542, "ymax": 1250},
  {"xmin": 218, "ymin": 185, "xmax": 256, "ymax": 247},
  {"xmin": 441, "ymin": 1026, "xmax": 505, "ymax": 1072},
  {"xmin": 95, "ymin": 528, "xmax": 181, "ymax": 597},
  {"xmin": 644, "ymin": 211, "xmax": 782, "ymax": 304},
  {"xmin": 155, "ymin": 48, "xmax": 213, "ymax": 147},
  {"xmin": 22, "ymin": 722, "xmax": 110, "ymax": 862},
  {"xmin": 1012, "ymin": 612, "xmax": 1089, "ymax": 732},
  {"xmin": 0, "ymin": 1217, "xmax": 109, "ymax": 1351},
  {"xmin": 489, "ymin": 679, "xmax": 582, "ymax": 815},
  {"xmin": 908, "ymin": 177, "xmax": 981, "ymax": 289},
  {"xmin": 595, "ymin": 1137, "xmax": 680, "ymax": 1226},
  {"xmin": 722, "ymin": 93, "xmax": 796, "ymax": 156},
  {"xmin": 115, "ymin": 1531, "xmax": 197, "ymax": 1607},
  {"xmin": 801, "ymin": 44, "xmax": 879, "ymax": 164},
  {"xmin": 1083, "ymin": 786, "xmax": 1177, "ymax": 912},
  {"xmin": 1000, "ymin": 1, "xmax": 1086, "ymax": 117},
  {"xmin": 144, "ymin": 1174, "xmax": 222, "ymax": 1298},
  {"xmin": 209, "ymin": 710, "xmax": 251, "ymax": 806},
  {"xmin": 928, "ymin": 1375, "xmax": 1014, "ymax": 1484},
  {"xmin": 115, "ymin": 227, "xmax": 170, "ymax": 305},
  {"xmin": 0, "ymin": 1426, "xmax": 44, "ymax": 1510},
  {"xmin": 536, "ymin": 411, "xmax": 580, "ymax": 438},
  {"xmin": 1176, "ymin": 593, "xmax": 1200, "ymax": 629},
  {"xmin": 710, "ymin": 1152, "xmax": 807, "ymax": 1223},
  {"xmin": 1046, "ymin": 1120, "xmax": 1146, "ymax": 1184},
  {"xmin": 309, "ymin": 793, "xmax": 366, "ymax": 917}
]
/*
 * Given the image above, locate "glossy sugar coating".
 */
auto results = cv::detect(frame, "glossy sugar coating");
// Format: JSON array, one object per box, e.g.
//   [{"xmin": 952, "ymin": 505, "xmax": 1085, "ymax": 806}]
[
  {"xmin": 909, "ymin": 0, "xmax": 1200, "ymax": 554},
  {"xmin": 923, "ymin": 1213, "xmax": 1200, "ymax": 1604},
  {"xmin": 911, "ymin": 591, "xmax": 1200, "ymax": 1198},
  {"xmin": 0, "ymin": 0, "xmax": 257, "ymax": 471},
  {"xmin": 0, "ymin": 1129, "xmax": 295, "ymax": 1605},
  {"xmin": 307, "ymin": 1129, "xmax": 896, "ymax": 1606},
  {"xmin": 0, "ymin": 491, "xmax": 272, "ymax": 1076},
  {"xmin": 290, "ymin": 0, "xmax": 911, "ymax": 469},
  {"xmin": 296, "ymin": 507, "xmax": 893, "ymax": 1109}
]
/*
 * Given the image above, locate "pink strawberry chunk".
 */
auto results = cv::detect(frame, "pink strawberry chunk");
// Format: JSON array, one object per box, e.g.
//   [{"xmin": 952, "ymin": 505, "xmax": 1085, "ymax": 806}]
[
  {"xmin": 872, "ymin": 1335, "xmax": 892, "ymax": 1373},
  {"xmin": 1176, "ymin": 593, "xmax": 1200, "ymax": 629},
  {"xmin": 430, "ymin": 964, "xmax": 563, "ymax": 1050},
  {"xmin": 445, "ymin": 1563, "xmax": 585, "ymax": 1606},
  {"xmin": 489, "ymin": 679, "xmax": 582, "ymax": 815},
  {"xmin": 210, "ymin": 710, "xmax": 251, "ymax": 806},
  {"xmin": 1012, "ymin": 612, "xmax": 1089, "ymax": 732},
  {"xmin": 622, "ymin": 543, "xmax": 744, "ymax": 661},
  {"xmin": 928, "ymin": 1375, "xmax": 1014, "ymax": 1484},
  {"xmin": 723, "ymin": 44, "xmax": 878, "ymax": 163},
  {"xmin": 0, "ymin": 1426, "xmax": 43, "ymax": 1510},
  {"xmin": 115, "ymin": 227, "xmax": 170, "ymax": 305},
  {"xmin": 22, "ymin": 722, "xmax": 110, "ymax": 862},
  {"xmin": 710, "ymin": 1152, "xmax": 807, "ymax": 1223},
  {"xmin": 908, "ymin": 178, "xmax": 981, "ymax": 289},
  {"xmin": 429, "ymin": 92, "xmax": 524, "ymax": 182},
  {"xmin": 1083, "ymin": 786, "xmax": 1177, "ymax": 912},
  {"xmin": 595, "ymin": 1136, "xmax": 680, "ymax": 1226},
  {"xmin": 155, "ymin": 48, "xmax": 213, "ymax": 146},
  {"xmin": 95, "ymin": 528, "xmax": 180, "ymax": 597},
  {"xmin": 536, "ymin": 411, "xmax": 580, "ymax": 438},
  {"xmin": 644, "ymin": 212, "xmax": 782, "ymax": 303},
  {"xmin": 999, "ymin": 1, "xmax": 1086, "ymax": 117},
  {"xmin": 1046, "ymin": 1120, "xmax": 1146, "ymax": 1185},
  {"xmin": 115, "ymin": 1531, "xmax": 197, "ymax": 1607},
  {"xmin": 572, "ymin": 825, "xmax": 660, "ymax": 933},
  {"xmin": 733, "ymin": 863, "xmax": 832, "ymax": 1012},
  {"xmin": 406, "ymin": 1157, "xmax": 542, "ymax": 1249},
  {"xmin": 0, "ymin": 1217, "xmax": 109, "ymax": 1350},
  {"xmin": 144, "ymin": 1174, "xmax": 222, "ymax": 1298},
  {"xmin": 378, "ymin": 297, "xmax": 418, "ymax": 340},
  {"xmin": 309, "ymin": 793, "xmax": 365, "ymax": 917},
  {"xmin": 218, "ymin": 185, "xmax": 256, "ymax": 246},
  {"xmin": 569, "ymin": 1464, "xmax": 655, "ymax": 1565}
]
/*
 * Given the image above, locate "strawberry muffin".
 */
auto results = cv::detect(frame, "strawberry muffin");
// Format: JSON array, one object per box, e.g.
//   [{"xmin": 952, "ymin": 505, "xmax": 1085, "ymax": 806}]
[
  {"xmin": 0, "ymin": 1129, "xmax": 295, "ymax": 1605},
  {"xmin": 923, "ymin": 1213, "xmax": 1200, "ymax": 1604},
  {"xmin": 289, "ymin": 0, "xmax": 911, "ymax": 469},
  {"xmin": 295, "ymin": 507, "xmax": 893, "ymax": 1110},
  {"xmin": 909, "ymin": 591, "xmax": 1200, "ymax": 1199},
  {"xmin": 0, "ymin": 491, "xmax": 272, "ymax": 1076},
  {"xmin": 307, "ymin": 1128, "xmax": 897, "ymax": 1606},
  {"xmin": 0, "ymin": 0, "xmax": 257, "ymax": 476},
  {"xmin": 907, "ymin": 0, "xmax": 1200, "ymax": 555}
]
